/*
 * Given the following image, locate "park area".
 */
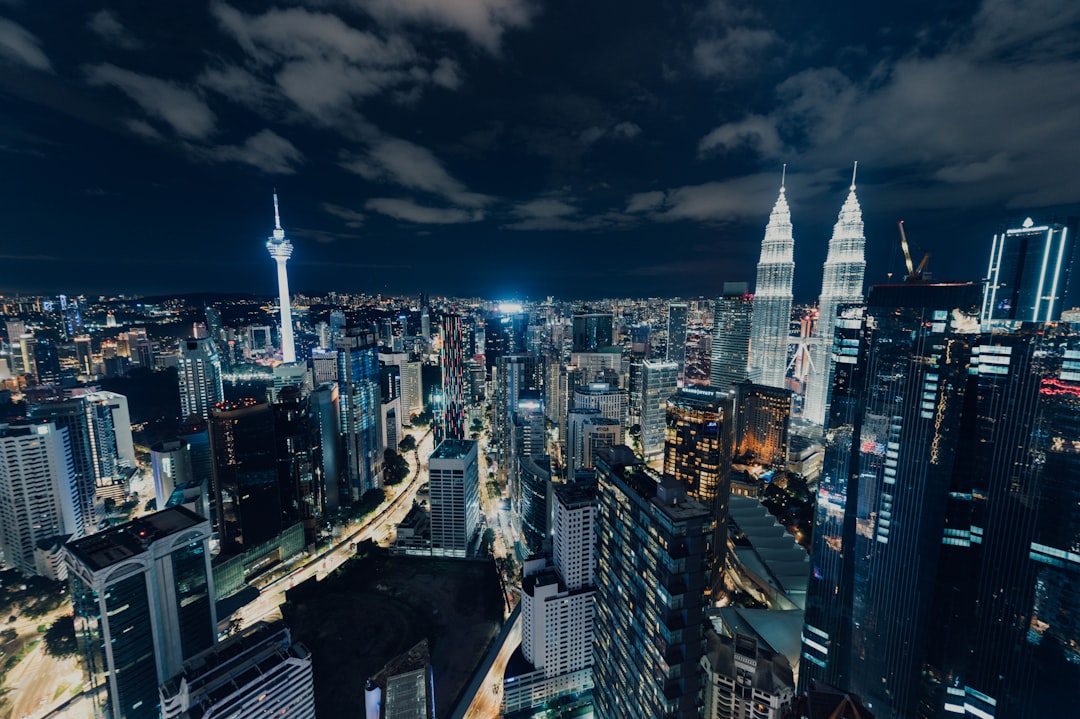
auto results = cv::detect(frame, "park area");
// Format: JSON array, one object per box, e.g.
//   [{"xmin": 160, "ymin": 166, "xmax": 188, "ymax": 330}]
[{"xmin": 283, "ymin": 545, "xmax": 504, "ymax": 717}]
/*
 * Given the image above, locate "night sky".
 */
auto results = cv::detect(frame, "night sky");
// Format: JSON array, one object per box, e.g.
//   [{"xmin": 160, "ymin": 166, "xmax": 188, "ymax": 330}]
[{"xmin": 1, "ymin": 0, "xmax": 1079, "ymax": 301}]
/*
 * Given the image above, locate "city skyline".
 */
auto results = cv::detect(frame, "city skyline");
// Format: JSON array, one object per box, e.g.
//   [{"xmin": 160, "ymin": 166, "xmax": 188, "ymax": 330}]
[{"xmin": 1, "ymin": 1, "xmax": 1079, "ymax": 300}]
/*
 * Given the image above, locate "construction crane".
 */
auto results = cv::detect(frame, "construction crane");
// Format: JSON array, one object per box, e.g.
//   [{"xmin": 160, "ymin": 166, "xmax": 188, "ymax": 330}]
[{"xmin": 897, "ymin": 220, "xmax": 930, "ymax": 282}]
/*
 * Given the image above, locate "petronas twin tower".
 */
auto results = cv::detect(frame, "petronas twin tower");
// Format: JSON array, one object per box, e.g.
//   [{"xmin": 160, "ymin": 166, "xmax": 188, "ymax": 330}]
[{"xmin": 748, "ymin": 165, "xmax": 866, "ymax": 426}]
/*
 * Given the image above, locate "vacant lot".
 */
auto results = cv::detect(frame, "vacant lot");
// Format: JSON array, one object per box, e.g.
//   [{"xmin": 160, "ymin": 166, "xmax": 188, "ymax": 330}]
[{"xmin": 284, "ymin": 548, "xmax": 503, "ymax": 717}]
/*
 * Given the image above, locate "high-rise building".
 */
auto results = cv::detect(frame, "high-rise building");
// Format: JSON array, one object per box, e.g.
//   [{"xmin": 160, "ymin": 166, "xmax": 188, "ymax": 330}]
[
  {"xmin": 593, "ymin": 447, "xmax": 714, "ymax": 719},
  {"xmin": 66, "ymin": 507, "xmax": 216, "ymax": 719},
  {"xmin": 639, "ymin": 359, "xmax": 678, "ymax": 459},
  {"xmin": 505, "ymin": 478, "xmax": 599, "ymax": 715},
  {"xmin": 272, "ymin": 386, "xmax": 323, "ymax": 544},
  {"xmin": 75, "ymin": 334, "xmax": 93, "ymax": 375},
  {"xmin": 271, "ymin": 361, "xmax": 309, "ymax": 402},
  {"xmin": 178, "ymin": 337, "xmax": 224, "ymax": 421},
  {"xmin": 710, "ymin": 283, "xmax": 753, "ymax": 391},
  {"xmin": 800, "ymin": 282, "xmax": 989, "ymax": 717},
  {"xmin": 493, "ymin": 354, "xmax": 542, "ymax": 478},
  {"xmin": 0, "ymin": 422, "xmax": 80, "ymax": 577},
  {"xmin": 666, "ymin": 302, "xmax": 689, "ymax": 382},
  {"xmin": 437, "ymin": 313, "xmax": 466, "ymax": 443},
  {"xmin": 428, "ymin": 439, "xmax": 479, "ymax": 558},
  {"xmin": 663, "ymin": 386, "xmax": 733, "ymax": 504},
  {"xmin": 160, "ymin": 621, "xmax": 315, "ymax": 719},
  {"xmin": 485, "ymin": 312, "xmax": 528, "ymax": 373},
  {"xmin": 150, "ymin": 438, "xmax": 194, "ymax": 509},
  {"xmin": 266, "ymin": 192, "xmax": 296, "ymax": 363},
  {"xmin": 381, "ymin": 351, "xmax": 423, "ymax": 417},
  {"xmin": 572, "ymin": 312, "xmax": 614, "ymax": 353},
  {"xmin": 803, "ymin": 169, "xmax": 866, "ymax": 425},
  {"xmin": 310, "ymin": 382, "xmax": 343, "ymax": 513},
  {"xmin": 518, "ymin": 453, "xmax": 551, "ymax": 555},
  {"xmin": 733, "ymin": 380, "xmax": 792, "ymax": 468},
  {"xmin": 209, "ymin": 399, "xmax": 284, "ymax": 555},
  {"xmin": 572, "ymin": 381, "xmax": 625, "ymax": 423},
  {"xmin": 336, "ymin": 328, "xmax": 383, "ymax": 500},
  {"xmin": 980, "ymin": 216, "xmax": 1077, "ymax": 324},
  {"xmin": 750, "ymin": 173, "xmax": 795, "ymax": 389}
]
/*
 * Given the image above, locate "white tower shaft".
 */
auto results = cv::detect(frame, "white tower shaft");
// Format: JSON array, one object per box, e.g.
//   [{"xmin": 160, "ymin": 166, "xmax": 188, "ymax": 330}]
[{"xmin": 275, "ymin": 258, "xmax": 296, "ymax": 363}]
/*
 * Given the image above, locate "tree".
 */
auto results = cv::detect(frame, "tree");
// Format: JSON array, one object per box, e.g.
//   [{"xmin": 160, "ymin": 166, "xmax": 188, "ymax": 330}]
[
  {"xmin": 412, "ymin": 408, "xmax": 433, "ymax": 427},
  {"xmin": 470, "ymin": 418, "xmax": 484, "ymax": 434},
  {"xmin": 398, "ymin": 435, "xmax": 417, "ymax": 452},
  {"xmin": 383, "ymin": 449, "xmax": 410, "ymax": 485},
  {"xmin": 42, "ymin": 615, "xmax": 77, "ymax": 658}
]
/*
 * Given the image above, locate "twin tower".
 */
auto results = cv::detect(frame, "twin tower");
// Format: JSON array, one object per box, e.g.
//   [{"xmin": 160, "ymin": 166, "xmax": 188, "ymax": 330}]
[{"xmin": 748, "ymin": 165, "xmax": 866, "ymax": 425}]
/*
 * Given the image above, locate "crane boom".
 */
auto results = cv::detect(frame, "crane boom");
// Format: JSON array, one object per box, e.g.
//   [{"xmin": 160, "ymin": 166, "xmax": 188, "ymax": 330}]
[{"xmin": 898, "ymin": 220, "xmax": 915, "ymax": 277}]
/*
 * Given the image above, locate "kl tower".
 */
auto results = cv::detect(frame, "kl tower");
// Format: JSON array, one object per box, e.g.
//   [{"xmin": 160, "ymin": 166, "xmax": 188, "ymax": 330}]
[{"xmin": 266, "ymin": 192, "xmax": 296, "ymax": 363}]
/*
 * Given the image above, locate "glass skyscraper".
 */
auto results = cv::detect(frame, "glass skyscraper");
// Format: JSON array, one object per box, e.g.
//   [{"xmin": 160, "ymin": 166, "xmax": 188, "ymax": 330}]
[
  {"xmin": 980, "ymin": 216, "xmax": 1077, "ymax": 324},
  {"xmin": 750, "ymin": 176, "xmax": 795, "ymax": 389},
  {"xmin": 800, "ymin": 281, "xmax": 1080, "ymax": 717},
  {"xmin": 710, "ymin": 283, "xmax": 753, "ymax": 392}
]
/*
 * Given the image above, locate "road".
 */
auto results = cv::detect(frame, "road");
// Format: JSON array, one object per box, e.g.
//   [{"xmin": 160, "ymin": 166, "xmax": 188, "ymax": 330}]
[
  {"xmin": 233, "ymin": 427, "xmax": 434, "ymax": 630},
  {"xmin": 462, "ymin": 612, "xmax": 521, "ymax": 719}
]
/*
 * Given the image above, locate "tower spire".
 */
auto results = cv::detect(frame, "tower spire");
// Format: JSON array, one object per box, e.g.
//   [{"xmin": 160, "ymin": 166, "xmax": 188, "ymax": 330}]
[
  {"xmin": 851, "ymin": 161, "xmax": 858, "ymax": 190},
  {"xmin": 781, "ymin": 163, "xmax": 787, "ymax": 191}
]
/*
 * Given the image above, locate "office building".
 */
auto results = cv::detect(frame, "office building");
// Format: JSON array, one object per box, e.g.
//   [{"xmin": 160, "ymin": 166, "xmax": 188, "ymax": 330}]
[
  {"xmin": 272, "ymin": 386, "xmax": 323, "ymax": 544},
  {"xmin": 493, "ymin": 354, "xmax": 542, "ymax": 478},
  {"xmin": 159, "ymin": 621, "xmax": 315, "ymax": 719},
  {"xmin": 663, "ymin": 386, "xmax": 732, "ymax": 504},
  {"xmin": 336, "ymin": 328, "xmax": 383, "ymax": 500},
  {"xmin": 428, "ymin": 439, "xmax": 479, "ymax": 558},
  {"xmin": 266, "ymin": 192, "xmax": 296, "ymax": 363},
  {"xmin": 667, "ymin": 301, "xmax": 689, "ymax": 382},
  {"xmin": 750, "ymin": 174, "xmax": 795, "ymax": 389},
  {"xmin": 504, "ymin": 478, "xmax": 598, "ymax": 714},
  {"xmin": 981, "ymin": 216, "xmax": 1077, "ymax": 324},
  {"xmin": 381, "ymin": 351, "xmax": 423, "ymax": 417},
  {"xmin": 0, "ymin": 422, "xmax": 80, "ymax": 577},
  {"xmin": 593, "ymin": 447, "xmax": 714, "ymax": 719},
  {"xmin": 271, "ymin": 361, "xmax": 309, "ymax": 402},
  {"xmin": 151, "ymin": 438, "xmax": 194, "ymax": 509},
  {"xmin": 28, "ymin": 393, "xmax": 124, "ymax": 533},
  {"xmin": 438, "ymin": 313, "xmax": 467, "ymax": 443},
  {"xmin": 800, "ymin": 282, "xmax": 998, "ymax": 717},
  {"xmin": 66, "ymin": 507, "xmax": 216, "ymax": 719},
  {"xmin": 485, "ymin": 312, "xmax": 528, "ymax": 373},
  {"xmin": 803, "ymin": 170, "xmax": 866, "ymax": 425},
  {"xmin": 572, "ymin": 380, "xmax": 625, "ymax": 421},
  {"xmin": 733, "ymin": 380, "xmax": 792, "ymax": 468},
  {"xmin": 518, "ymin": 454, "xmax": 551, "ymax": 556},
  {"xmin": 701, "ymin": 627, "xmax": 795, "ymax": 719},
  {"xmin": 75, "ymin": 334, "xmax": 93, "ymax": 375},
  {"xmin": 572, "ymin": 312, "xmax": 614, "ymax": 352},
  {"xmin": 710, "ymin": 283, "xmax": 753, "ymax": 391},
  {"xmin": 178, "ymin": 337, "xmax": 224, "ymax": 421},
  {"xmin": 566, "ymin": 409, "xmax": 622, "ymax": 479},
  {"xmin": 209, "ymin": 399, "xmax": 285, "ymax": 555},
  {"xmin": 310, "ymin": 382, "xmax": 343, "ymax": 513},
  {"xmin": 639, "ymin": 359, "xmax": 678, "ymax": 459}
]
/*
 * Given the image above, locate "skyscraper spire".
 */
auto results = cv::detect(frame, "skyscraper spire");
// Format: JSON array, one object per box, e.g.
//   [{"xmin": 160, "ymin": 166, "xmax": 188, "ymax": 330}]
[
  {"xmin": 803, "ymin": 167, "xmax": 867, "ymax": 425},
  {"xmin": 749, "ymin": 166, "xmax": 796, "ymax": 388},
  {"xmin": 266, "ymin": 193, "xmax": 296, "ymax": 364}
]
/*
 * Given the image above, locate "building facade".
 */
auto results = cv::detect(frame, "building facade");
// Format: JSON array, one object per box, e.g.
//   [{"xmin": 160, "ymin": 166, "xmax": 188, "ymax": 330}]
[
  {"xmin": 663, "ymin": 386, "xmax": 733, "ymax": 505},
  {"xmin": 639, "ymin": 360, "xmax": 679, "ymax": 459},
  {"xmin": 428, "ymin": 439, "xmax": 480, "ymax": 558},
  {"xmin": 711, "ymin": 283, "xmax": 753, "ymax": 391},
  {"xmin": 178, "ymin": 337, "xmax": 225, "ymax": 422},
  {"xmin": 980, "ymin": 216, "xmax": 1077, "ymax": 324},
  {"xmin": 593, "ymin": 447, "xmax": 714, "ymax": 719},
  {"xmin": 749, "ymin": 177, "xmax": 795, "ymax": 389},
  {"xmin": 733, "ymin": 380, "xmax": 792, "ymax": 468}
]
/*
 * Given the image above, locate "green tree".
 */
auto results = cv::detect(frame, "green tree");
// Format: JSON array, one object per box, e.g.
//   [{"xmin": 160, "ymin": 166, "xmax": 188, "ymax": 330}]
[
  {"xmin": 398, "ymin": 435, "xmax": 417, "ymax": 452},
  {"xmin": 383, "ymin": 449, "xmax": 410, "ymax": 485},
  {"xmin": 42, "ymin": 615, "xmax": 77, "ymax": 659}
]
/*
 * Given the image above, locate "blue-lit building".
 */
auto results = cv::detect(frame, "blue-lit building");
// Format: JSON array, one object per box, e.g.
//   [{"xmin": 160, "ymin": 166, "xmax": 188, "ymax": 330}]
[
  {"xmin": 337, "ymin": 327, "xmax": 383, "ymax": 500},
  {"xmin": 65, "ymin": 507, "xmax": 216, "ymax": 719},
  {"xmin": 981, "ymin": 216, "xmax": 1077, "ymax": 324}
]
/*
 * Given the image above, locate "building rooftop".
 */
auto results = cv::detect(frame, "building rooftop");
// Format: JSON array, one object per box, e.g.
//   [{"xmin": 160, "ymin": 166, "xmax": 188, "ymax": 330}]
[
  {"xmin": 65, "ymin": 506, "xmax": 206, "ymax": 572},
  {"xmin": 599, "ymin": 445, "xmax": 711, "ymax": 521},
  {"xmin": 430, "ymin": 438, "xmax": 477, "ymax": 460},
  {"xmin": 728, "ymin": 495, "xmax": 809, "ymax": 609},
  {"xmin": 553, "ymin": 477, "xmax": 598, "ymax": 509}
]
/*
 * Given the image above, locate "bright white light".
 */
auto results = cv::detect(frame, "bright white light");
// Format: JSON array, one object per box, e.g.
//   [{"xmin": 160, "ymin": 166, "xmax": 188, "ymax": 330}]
[{"xmin": 497, "ymin": 302, "xmax": 523, "ymax": 314}]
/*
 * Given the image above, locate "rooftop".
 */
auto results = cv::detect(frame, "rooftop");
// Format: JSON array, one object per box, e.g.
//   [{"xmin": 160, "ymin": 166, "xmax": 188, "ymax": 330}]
[
  {"xmin": 430, "ymin": 438, "xmax": 477, "ymax": 461},
  {"xmin": 553, "ymin": 477, "xmax": 598, "ymax": 509},
  {"xmin": 66, "ymin": 506, "xmax": 206, "ymax": 572}
]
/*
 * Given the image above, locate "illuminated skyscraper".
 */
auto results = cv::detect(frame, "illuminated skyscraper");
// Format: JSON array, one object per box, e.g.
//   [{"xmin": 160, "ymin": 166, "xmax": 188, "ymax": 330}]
[
  {"xmin": 437, "ymin": 313, "xmax": 466, "ymax": 443},
  {"xmin": 980, "ymin": 216, "xmax": 1077, "ymax": 324},
  {"xmin": 336, "ymin": 328, "xmax": 383, "ymax": 499},
  {"xmin": 749, "ymin": 171, "xmax": 795, "ymax": 389},
  {"xmin": 663, "ymin": 386, "xmax": 732, "ymax": 505},
  {"xmin": 640, "ymin": 360, "xmax": 678, "ymax": 459},
  {"xmin": 803, "ymin": 166, "xmax": 866, "ymax": 426},
  {"xmin": 593, "ymin": 446, "xmax": 714, "ymax": 719},
  {"xmin": 178, "ymin": 337, "xmax": 224, "ymax": 421},
  {"xmin": 428, "ymin": 439, "xmax": 480, "ymax": 558},
  {"xmin": 266, "ymin": 192, "xmax": 296, "ymax": 364},
  {"xmin": 733, "ymin": 380, "xmax": 792, "ymax": 468},
  {"xmin": 710, "ymin": 283, "xmax": 752, "ymax": 391},
  {"xmin": 572, "ymin": 311, "xmax": 614, "ymax": 352}
]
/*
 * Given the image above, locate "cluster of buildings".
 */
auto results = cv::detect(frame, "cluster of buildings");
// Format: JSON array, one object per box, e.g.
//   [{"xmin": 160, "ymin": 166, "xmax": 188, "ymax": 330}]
[{"xmin": 1, "ymin": 177, "xmax": 1078, "ymax": 719}]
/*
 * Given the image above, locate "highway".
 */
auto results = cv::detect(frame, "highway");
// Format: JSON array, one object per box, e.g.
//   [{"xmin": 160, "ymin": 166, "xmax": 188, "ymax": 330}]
[{"xmin": 233, "ymin": 427, "xmax": 434, "ymax": 630}]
